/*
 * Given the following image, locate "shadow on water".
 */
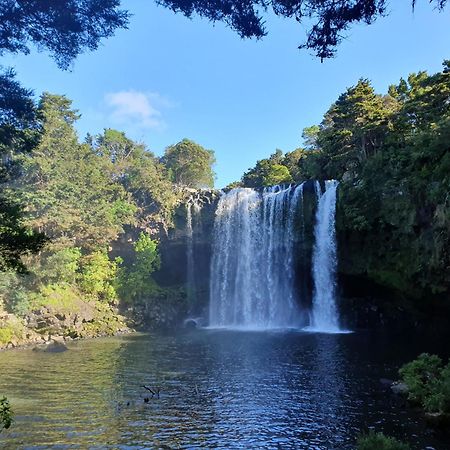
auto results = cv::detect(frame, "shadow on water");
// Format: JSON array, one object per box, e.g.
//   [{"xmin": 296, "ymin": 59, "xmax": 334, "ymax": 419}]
[{"xmin": 0, "ymin": 330, "xmax": 449, "ymax": 449}]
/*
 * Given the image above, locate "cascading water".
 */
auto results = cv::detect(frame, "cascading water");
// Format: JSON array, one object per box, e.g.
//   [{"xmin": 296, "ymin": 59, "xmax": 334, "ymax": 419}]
[
  {"xmin": 186, "ymin": 200, "xmax": 201, "ymax": 304},
  {"xmin": 209, "ymin": 184, "xmax": 304, "ymax": 329},
  {"xmin": 310, "ymin": 180, "xmax": 341, "ymax": 332}
]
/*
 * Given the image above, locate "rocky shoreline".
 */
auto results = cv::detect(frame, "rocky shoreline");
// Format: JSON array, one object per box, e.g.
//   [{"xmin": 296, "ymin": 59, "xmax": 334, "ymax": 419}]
[{"xmin": 0, "ymin": 302, "xmax": 132, "ymax": 351}]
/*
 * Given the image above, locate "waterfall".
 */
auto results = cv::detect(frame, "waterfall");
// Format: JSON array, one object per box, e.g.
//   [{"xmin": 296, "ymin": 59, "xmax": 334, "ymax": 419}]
[
  {"xmin": 209, "ymin": 184, "xmax": 304, "ymax": 329},
  {"xmin": 310, "ymin": 180, "xmax": 341, "ymax": 332},
  {"xmin": 186, "ymin": 200, "xmax": 201, "ymax": 304}
]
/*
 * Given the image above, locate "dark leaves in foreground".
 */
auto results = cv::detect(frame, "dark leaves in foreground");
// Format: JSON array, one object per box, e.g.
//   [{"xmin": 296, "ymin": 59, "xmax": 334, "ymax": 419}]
[
  {"xmin": 0, "ymin": 0, "xmax": 130, "ymax": 69},
  {"xmin": 156, "ymin": 0, "xmax": 448, "ymax": 59}
]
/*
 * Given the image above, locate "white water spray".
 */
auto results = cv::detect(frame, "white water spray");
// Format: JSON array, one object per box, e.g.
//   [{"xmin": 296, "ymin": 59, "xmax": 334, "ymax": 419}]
[
  {"xmin": 310, "ymin": 180, "xmax": 341, "ymax": 332},
  {"xmin": 186, "ymin": 200, "xmax": 201, "ymax": 303},
  {"xmin": 209, "ymin": 184, "xmax": 304, "ymax": 329}
]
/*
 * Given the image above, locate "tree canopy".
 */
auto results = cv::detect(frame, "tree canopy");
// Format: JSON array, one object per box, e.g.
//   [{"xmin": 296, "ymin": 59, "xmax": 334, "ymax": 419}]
[
  {"xmin": 0, "ymin": 0, "xmax": 129, "ymax": 69},
  {"xmin": 0, "ymin": 69, "xmax": 46, "ymax": 272},
  {"xmin": 156, "ymin": 0, "xmax": 448, "ymax": 59},
  {"xmin": 162, "ymin": 138, "xmax": 216, "ymax": 188},
  {"xmin": 242, "ymin": 150, "xmax": 293, "ymax": 187},
  {"xmin": 0, "ymin": 1, "xmax": 447, "ymax": 67},
  {"xmin": 15, "ymin": 93, "xmax": 136, "ymax": 250}
]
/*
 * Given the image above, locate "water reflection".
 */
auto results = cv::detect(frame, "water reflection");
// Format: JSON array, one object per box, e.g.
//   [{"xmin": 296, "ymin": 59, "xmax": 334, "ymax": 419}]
[{"xmin": 0, "ymin": 331, "xmax": 449, "ymax": 449}]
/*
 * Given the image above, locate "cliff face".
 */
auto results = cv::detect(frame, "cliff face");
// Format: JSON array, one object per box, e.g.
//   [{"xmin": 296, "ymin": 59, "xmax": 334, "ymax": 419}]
[
  {"xmin": 335, "ymin": 181, "xmax": 450, "ymax": 328},
  {"xmin": 154, "ymin": 182, "xmax": 449, "ymax": 329},
  {"xmin": 153, "ymin": 190, "xmax": 220, "ymax": 315}
]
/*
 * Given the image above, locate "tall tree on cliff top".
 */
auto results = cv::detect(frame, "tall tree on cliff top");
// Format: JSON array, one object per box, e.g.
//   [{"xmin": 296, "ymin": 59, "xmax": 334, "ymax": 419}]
[
  {"xmin": 163, "ymin": 139, "xmax": 216, "ymax": 188},
  {"xmin": 241, "ymin": 150, "xmax": 293, "ymax": 187},
  {"xmin": 316, "ymin": 79, "xmax": 399, "ymax": 178},
  {"xmin": 91, "ymin": 128, "xmax": 180, "ymax": 230}
]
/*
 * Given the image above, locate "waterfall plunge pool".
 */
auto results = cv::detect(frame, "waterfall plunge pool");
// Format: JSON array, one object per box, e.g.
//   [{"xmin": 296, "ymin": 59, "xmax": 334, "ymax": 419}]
[{"xmin": 1, "ymin": 330, "xmax": 449, "ymax": 449}]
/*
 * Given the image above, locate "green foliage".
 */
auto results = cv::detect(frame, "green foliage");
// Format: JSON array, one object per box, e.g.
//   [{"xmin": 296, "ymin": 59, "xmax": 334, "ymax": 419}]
[
  {"xmin": 30, "ymin": 283, "xmax": 82, "ymax": 313},
  {"xmin": 117, "ymin": 233, "xmax": 161, "ymax": 306},
  {"xmin": 302, "ymin": 125, "xmax": 320, "ymax": 150},
  {"xmin": 242, "ymin": 151, "xmax": 293, "ymax": 187},
  {"xmin": 79, "ymin": 250, "xmax": 120, "ymax": 303},
  {"xmin": 39, "ymin": 248, "xmax": 81, "ymax": 284},
  {"xmin": 163, "ymin": 138, "xmax": 216, "ymax": 188},
  {"xmin": 0, "ymin": 68, "xmax": 39, "ymax": 160},
  {"xmin": 258, "ymin": 61, "xmax": 450, "ymax": 299},
  {"xmin": 0, "ymin": 69, "xmax": 47, "ymax": 272},
  {"xmin": 399, "ymin": 354, "xmax": 450, "ymax": 414},
  {"xmin": 357, "ymin": 431, "xmax": 410, "ymax": 450},
  {"xmin": 92, "ymin": 128, "xmax": 181, "ymax": 231},
  {"xmin": 0, "ymin": 397, "xmax": 13, "ymax": 432},
  {"xmin": 0, "ymin": 1, "xmax": 129, "ymax": 69},
  {"xmin": 399, "ymin": 353, "xmax": 443, "ymax": 405},
  {"xmin": 0, "ymin": 195, "xmax": 47, "ymax": 273},
  {"xmin": 424, "ymin": 365, "xmax": 450, "ymax": 414},
  {"xmin": 0, "ymin": 319, "xmax": 25, "ymax": 345},
  {"xmin": 15, "ymin": 94, "xmax": 136, "ymax": 250},
  {"xmin": 0, "ymin": 327, "xmax": 13, "ymax": 345},
  {"xmin": 156, "ymin": 1, "xmax": 448, "ymax": 60}
]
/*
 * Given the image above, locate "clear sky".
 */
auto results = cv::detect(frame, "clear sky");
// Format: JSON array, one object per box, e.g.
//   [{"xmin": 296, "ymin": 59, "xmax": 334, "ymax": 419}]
[{"xmin": 3, "ymin": 1, "xmax": 450, "ymax": 187}]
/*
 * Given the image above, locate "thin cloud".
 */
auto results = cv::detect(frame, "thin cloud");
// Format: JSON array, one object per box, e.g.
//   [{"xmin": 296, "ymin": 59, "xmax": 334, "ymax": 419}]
[{"xmin": 105, "ymin": 90, "xmax": 169, "ymax": 131}]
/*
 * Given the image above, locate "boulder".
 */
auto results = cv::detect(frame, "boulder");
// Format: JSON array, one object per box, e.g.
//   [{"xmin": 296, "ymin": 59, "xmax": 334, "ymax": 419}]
[
  {"xmin": 391, "ymin": 381, "xmax": 409, "ymax": 395},
  {"xmin": 33, "ymin": 339, "xmax": 68, "ymax": 353}
]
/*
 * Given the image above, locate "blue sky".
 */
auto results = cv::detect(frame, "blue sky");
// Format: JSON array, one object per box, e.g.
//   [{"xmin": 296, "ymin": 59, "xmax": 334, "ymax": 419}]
[{"xmin": 3, "ymin": 1, "xmax": 450, "ymax": 187}]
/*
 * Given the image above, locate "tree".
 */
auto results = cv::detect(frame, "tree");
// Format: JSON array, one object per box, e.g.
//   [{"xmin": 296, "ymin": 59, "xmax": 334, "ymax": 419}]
[
  {"xmin": 162, "ymin": 138, "xmax": 215, "ymax": 188},
  {"xmin": 315, "ymin": 79, "xmax": 399, "ymax": 178},
  {"xmin": 91, "ymin": 129, "xmax": 181, "ymax": 231},
  {"xmin": 117, "ymin": 232, "xmax": 161, "ymax": 306},
  {"xmin": 241, "ymin": 151, "xmax": 293, "ymax": 187},
  {"xmin": 0, "ymin": 1, "xmax": 447, "ymax": 67},
  {"xmin": 16, "ymin": 94, "xmax": 136, "ymax": 249},
  {"xmin": 302, "ymin": 125, "xmax": 320, "ymax": 151},
  {"xmin": 0, "ymin": 0, "xmax": 129, "ymax": 69},
  {"xmin": 0, "ymin": 196, "xmax": 47, "ymax": 272},
  {"xmin": 0, "ymin": 69, "xmax": 47, "ymax": 272},
  {"xmin": 156, "ymin": 1, "xmax": 447, "ymax": 59}
]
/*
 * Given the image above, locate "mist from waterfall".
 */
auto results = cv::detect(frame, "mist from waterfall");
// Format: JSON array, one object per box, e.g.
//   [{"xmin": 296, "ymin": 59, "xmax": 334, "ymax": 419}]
[
  {"xmin": 310, "ymin": 180, "xmax": 341, "ymax": 332},
  {"xmin": 209, "ymin": 184, "xmax": 304, "ymax": 329}
]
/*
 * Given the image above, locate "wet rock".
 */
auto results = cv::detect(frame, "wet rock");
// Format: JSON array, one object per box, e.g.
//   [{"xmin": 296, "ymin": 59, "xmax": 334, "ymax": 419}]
[
  {"xmin": 33, "ymin": 339, "xmax": 68, "ymax": 353},
  {"xmin": 391, "ymin": 381, "xmax": 409, "ymax": 395},
  {"xmin": 379, "ymin": 378, "xmax": 394, "ymax": 386},
  {"xmin": 425, "ymin": 412, "xmax": 450, "ymax": 428},
  {"xmin": 184, "ymin": 319, "xmax": 198, "ymax": 329}
]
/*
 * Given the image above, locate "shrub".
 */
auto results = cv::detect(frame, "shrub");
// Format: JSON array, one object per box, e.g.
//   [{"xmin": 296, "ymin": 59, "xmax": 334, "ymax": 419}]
[
  {"xmin": 8, "ymin": 288, "xmax": 31, "ymax": 317},
  {"xmin": 423, "ymin": 364, "xmax": 450, "ymax": 414},
  {"xmin": 357, "ymin": 431, "xmax": 410, "ymax": 450},
  {"xmin": 117, "ymin": 233, "xmax": 160, "ymax": 306},
  {"xmin": 399, "ymin": 353, "xmax": 450, "ymax": 414},
  {"xmin": 399, "ymin": 353, "xmax": 443, "ymax": 405},
  {"xmin": 79, "ymin": 250, "xmax": 119, "ymax": 303},
  {"xmin": 0, "ymin": 397, "xmax": 13, "ymax": 432},
  {"xmin": 0, "ymin": 327, "xmax": 13, "ymax": 345},
  {"xmin": 30, "ymin": 283, "xmax": 81, "ymax": 313},
  {"xmin": 39, "ymin": 248, "xmax": 81, "ymax": 284}
]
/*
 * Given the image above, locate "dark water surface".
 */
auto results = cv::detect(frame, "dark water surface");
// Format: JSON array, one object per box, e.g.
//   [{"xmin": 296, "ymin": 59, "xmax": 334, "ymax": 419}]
[{"xmin": 0, "ymin": 330, "xmax": 449, "ymax": 449}]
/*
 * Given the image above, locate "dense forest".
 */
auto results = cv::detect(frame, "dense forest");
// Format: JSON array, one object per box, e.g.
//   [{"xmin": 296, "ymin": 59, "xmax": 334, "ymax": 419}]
[
  {"xmin": 0, "ymin": 73, "xmax": 216, "ymax": 346},
  {"xmin": 235, "ymin": 61, "xmax": 450, "ymax": 308}
]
